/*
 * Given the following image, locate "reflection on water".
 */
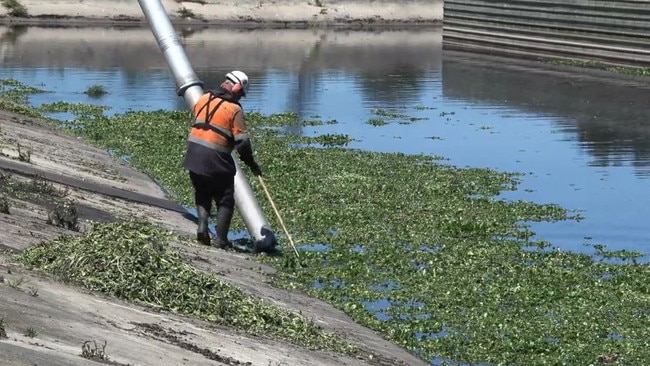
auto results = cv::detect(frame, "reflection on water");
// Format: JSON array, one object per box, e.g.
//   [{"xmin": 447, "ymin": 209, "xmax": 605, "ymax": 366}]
[{"xmin": 1, "ymin": 25, "xmax": 650, "ymax": 256}]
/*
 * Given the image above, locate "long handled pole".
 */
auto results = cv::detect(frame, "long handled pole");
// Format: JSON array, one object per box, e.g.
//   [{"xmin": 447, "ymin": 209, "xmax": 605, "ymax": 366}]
[{"xmin": 257, "ymin": 176, "xmax": 300, "ymax": 258}]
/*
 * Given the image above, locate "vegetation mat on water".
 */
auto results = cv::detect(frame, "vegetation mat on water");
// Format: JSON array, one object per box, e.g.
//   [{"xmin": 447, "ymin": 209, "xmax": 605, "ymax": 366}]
[
  {"xmin": 4, "ymin": 80, "xmax": 650, "ymax": 365},
  {"xmin": 17, "ymin": 220, "xmax": 352, "ymax": 353}
]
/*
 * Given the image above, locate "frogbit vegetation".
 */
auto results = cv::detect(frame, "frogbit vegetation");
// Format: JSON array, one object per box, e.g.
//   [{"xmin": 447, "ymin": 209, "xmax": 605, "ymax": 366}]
[{"xmin": 5, "ymin": 79, "xmax": 650, "ymax": 365}]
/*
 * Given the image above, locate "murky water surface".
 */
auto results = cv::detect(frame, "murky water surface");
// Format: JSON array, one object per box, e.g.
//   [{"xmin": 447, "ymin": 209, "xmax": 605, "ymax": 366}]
[{"xmin": 2, "ymin": 25, "xmax": 650, "ymax": 258}]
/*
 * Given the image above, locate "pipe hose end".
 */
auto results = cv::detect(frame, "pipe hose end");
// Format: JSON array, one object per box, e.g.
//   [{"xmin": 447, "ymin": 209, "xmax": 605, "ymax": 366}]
[{"xmin": 253, "ymin": 226, "xmax": 278, "ymax": 253}]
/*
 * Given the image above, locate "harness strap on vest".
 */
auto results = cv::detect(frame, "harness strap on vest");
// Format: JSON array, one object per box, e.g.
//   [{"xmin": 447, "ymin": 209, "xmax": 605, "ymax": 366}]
[{"xmin": 191, "ymin": 96, "xmax": 236, "ymax": 144}]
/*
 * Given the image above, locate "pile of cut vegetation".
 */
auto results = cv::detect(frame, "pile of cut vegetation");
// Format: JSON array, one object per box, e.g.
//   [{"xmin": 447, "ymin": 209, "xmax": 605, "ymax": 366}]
[{"xmin": 17, "ymin": 220, "xmax": 353, "ymax": 353}]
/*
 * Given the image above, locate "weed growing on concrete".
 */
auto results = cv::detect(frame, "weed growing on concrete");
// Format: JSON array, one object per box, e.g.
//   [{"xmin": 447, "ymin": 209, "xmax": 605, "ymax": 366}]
[
  {"xmin": 173, "ymin": 0, "xmax": 206, "ymax": 4},
  {"xmin": 16, "ymin": 142, "xmax": 30, "ymax": 163},
  {"xmin": 8, "ymin": 276, "xmax": 26, "ymax": 290},
  {"xmin": 0, "ymin": 194, "xmax": 9, "ymax": 214},
  {"xmin": 24, "ymin": 327, "xmax": 37, "ymax": 338},
  {"xmin": 0, "ymin": 317, "xmax": 7, "ymax": 338},
  {"xmin": 27, "ymin": 286, "xmax": 38, "ymax": 297},
  {"xmin": 29, "ymin": 175, "xmax": 68, "ymax": 198},
  {"xmin": 0, "ymin": 0, "xmax": 28, "ymax": 17},
  {"xmin": 81, "ymin": 340, "xmax": 108, "ymax": 361},
  {"xmin": 177, "ymin": 7, "xmax": 196, "ymax": 18},
  {"xmin": 46, "ymin": 200, "xmax": 79, "ymax": 231}
]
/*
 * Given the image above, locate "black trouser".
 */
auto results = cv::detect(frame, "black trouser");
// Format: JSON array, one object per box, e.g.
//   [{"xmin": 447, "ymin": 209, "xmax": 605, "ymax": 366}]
[
  {"xmin": 189, "ymin": 171, "xmax": 235, "ymax": 244},
  {"xmin": 189, "ymin": 171, "xmax": 235, "ymax": 212}
]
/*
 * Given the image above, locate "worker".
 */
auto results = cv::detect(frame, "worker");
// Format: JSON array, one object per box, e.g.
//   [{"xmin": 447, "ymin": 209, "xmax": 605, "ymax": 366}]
[{"xmin": 183, "ymin": 70, "xmax": 262, "ymax": 249}]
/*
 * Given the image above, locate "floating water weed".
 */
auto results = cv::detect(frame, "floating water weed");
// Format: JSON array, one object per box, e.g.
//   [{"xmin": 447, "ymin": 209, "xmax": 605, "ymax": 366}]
[
  {"xmin": 84, "ymin": 85, "xmax": 108, "ymax": 98},
  {"xmin": 367, "ymin": 118, "xmax": 388, "ymax": 126},
  {"xmin": 7, "ymin": 86, "xmax": 650, "ymax": 364}
]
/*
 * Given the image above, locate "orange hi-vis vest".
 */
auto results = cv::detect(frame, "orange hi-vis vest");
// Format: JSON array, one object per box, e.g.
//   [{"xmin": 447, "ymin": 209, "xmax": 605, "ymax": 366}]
[{"xmin": 187, "ymin": 92, "xmax": 244, "ymax": 154}]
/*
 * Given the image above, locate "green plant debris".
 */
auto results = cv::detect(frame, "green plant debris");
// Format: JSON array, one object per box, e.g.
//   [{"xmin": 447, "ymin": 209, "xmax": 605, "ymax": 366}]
[
  {"xmin": 371, "ymin": 108, "xmax": 408, "ymax": 119},
  {"xmin": 8, "ymin": 276, "xmax": 26, "ymax": 290},
  {"xmin": 18, "ymin": 220, "xmax": 353, "ymax": 353},
  {"xmin": 46, "ymin": 200, "xmax": 79, "ymax": 231},
  {"xmin": 81, "ymin": 340, "xmax": 109, "ymax": 361},
  {"xmin": 16, "ymin": 142, "xmax": 30, "ymax": 162},
  {"xmin": 5, "ymin": 81, "xmax": 650, "ymax": 364}
]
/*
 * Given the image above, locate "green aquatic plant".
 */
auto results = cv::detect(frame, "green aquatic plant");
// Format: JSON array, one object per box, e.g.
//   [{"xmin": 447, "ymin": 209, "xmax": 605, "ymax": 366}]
[
  {"xmin": 78, "ymin": 110, "xmax": 650, "ymax": 364},
  {"xmin": 366, "ymin": 118, "xmax": 388, "ymax": 126},
  {"xmin": 84, "ymin": 85, "xmax": 108, "ymax": 98},
  {"xmin": 371, "ymin": 108, "xmax": 408, "ymax": 119},
  {"xmin": 5, "ymin": 81, "xmax": 650, "ymax": 364},
  {"xmin": 547, "ymin": 58, "xmax": 650, "ymax": 77},
  {"xmin": 548, "ymin": 58, "xmax": 602, "ymax": 68}
]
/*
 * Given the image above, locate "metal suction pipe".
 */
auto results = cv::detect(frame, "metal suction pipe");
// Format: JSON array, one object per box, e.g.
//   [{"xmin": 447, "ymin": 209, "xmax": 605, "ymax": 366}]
[{"xmin": 137, "ymin": 0, "xmax": 277, "ymax": 249}]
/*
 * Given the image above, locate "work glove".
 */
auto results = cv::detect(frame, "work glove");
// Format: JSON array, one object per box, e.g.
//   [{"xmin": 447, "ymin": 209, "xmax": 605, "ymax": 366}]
[{"xmin": 248, "ymin": 161, "xmax": 262, "ymax": 177}]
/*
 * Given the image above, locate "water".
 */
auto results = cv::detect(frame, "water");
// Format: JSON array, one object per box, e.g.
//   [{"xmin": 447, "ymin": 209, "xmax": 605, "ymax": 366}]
[{"xmin": 2, "ymin": 25, "xmax": 650, "ymax": 258}]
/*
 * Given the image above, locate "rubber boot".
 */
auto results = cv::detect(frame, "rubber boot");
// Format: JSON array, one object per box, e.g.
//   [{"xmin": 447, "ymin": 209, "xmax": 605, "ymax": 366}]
[
  {"xmin": 196, "ymin": 205, "xmax": 211, "ymax": 246},
  {"xmin": 214, "ymin": 205, "xmax": 234, "ymax": 250}
]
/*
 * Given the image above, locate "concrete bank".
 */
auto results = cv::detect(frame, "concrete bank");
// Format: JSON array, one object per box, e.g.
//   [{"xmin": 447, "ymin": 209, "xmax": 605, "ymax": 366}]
[
  {"xmin": 443, "ymin": 0, "xmax": 650, "ymax": 67},
  {"xmin": 0, "ymin": 0, "xmax": 442, "ymax": 27},
  {"xmin": 0, "ymin": 109, "xmax": 429, "ymax": 366}
]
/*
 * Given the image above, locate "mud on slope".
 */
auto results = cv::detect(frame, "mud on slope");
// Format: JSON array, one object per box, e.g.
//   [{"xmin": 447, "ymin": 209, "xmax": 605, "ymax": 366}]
[{"xmin": 0, "ymin": 110, "xmax": 428, "ymax": 366}]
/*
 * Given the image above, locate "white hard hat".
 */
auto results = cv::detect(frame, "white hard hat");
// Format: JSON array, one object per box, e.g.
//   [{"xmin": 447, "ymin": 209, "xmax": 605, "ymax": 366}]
[{"xmin": 225, "ymin": 70, "xmax": 249, "ymax": 96}]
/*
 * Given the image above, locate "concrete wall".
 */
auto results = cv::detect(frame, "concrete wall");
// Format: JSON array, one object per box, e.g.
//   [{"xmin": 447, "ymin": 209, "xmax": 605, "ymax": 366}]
[{"xmin": 443, "ymin": 0, "xmax": 650, "ymax": 67}]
